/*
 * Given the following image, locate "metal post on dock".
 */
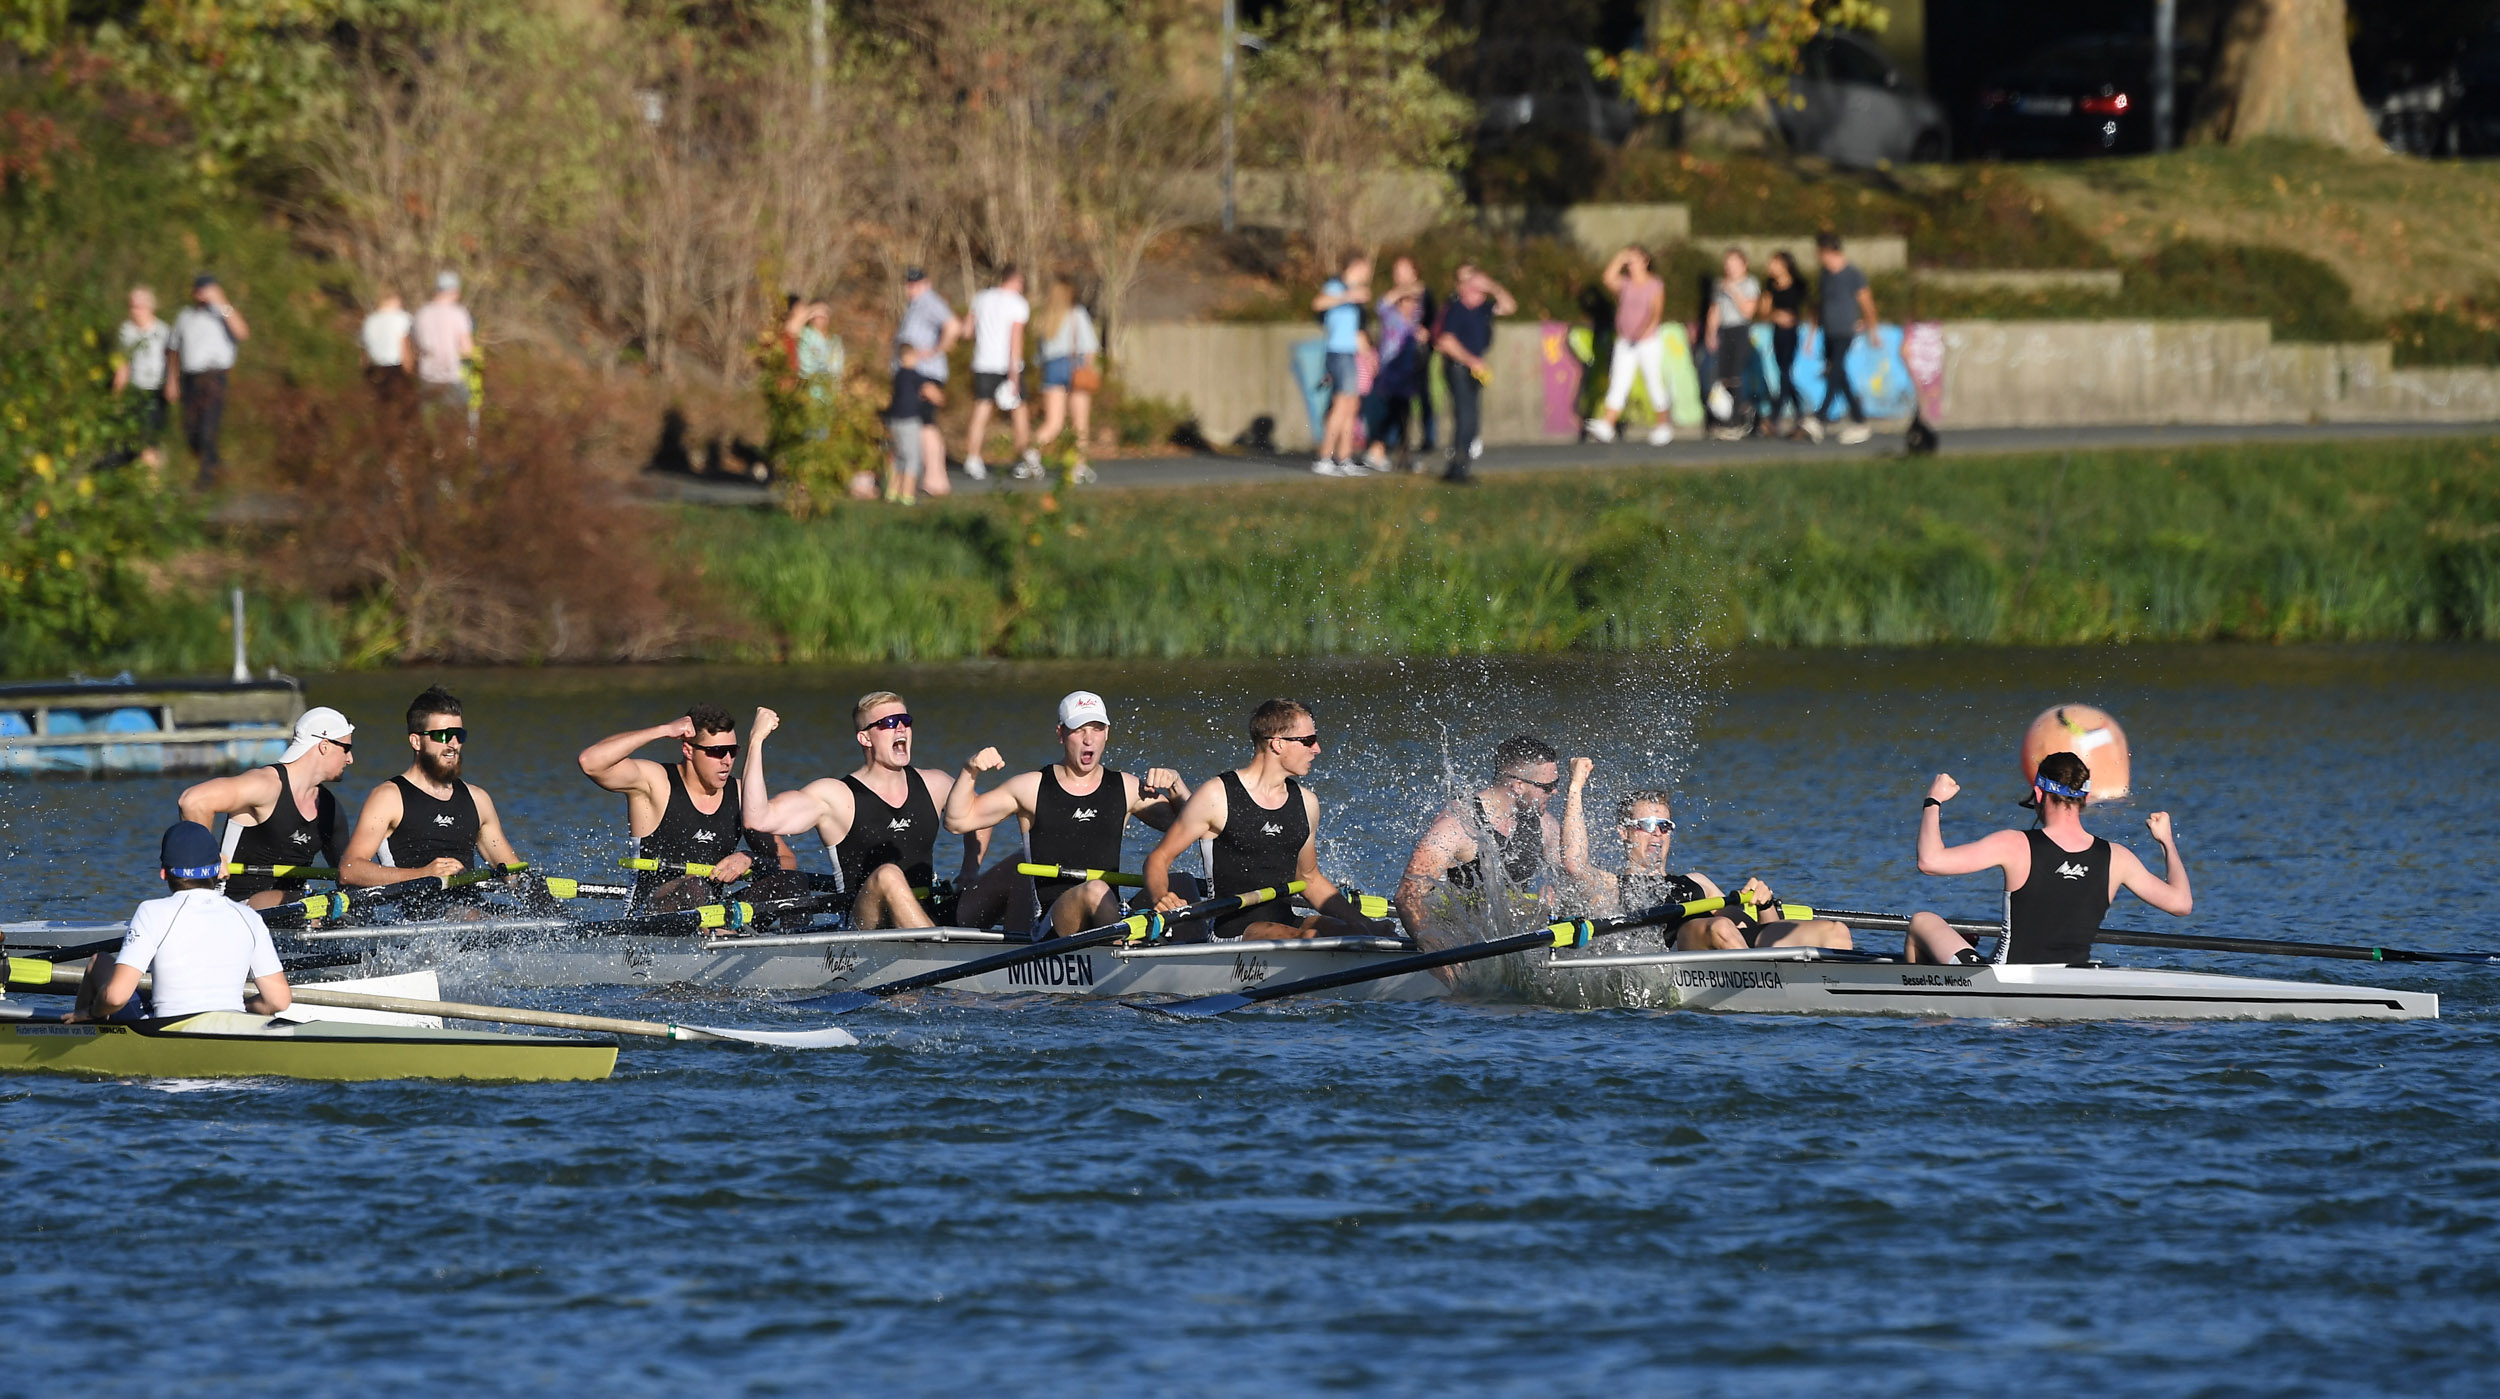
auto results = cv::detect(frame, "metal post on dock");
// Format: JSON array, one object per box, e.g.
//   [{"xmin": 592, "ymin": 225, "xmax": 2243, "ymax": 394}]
[{"xmin": 230, "ymin": 586, "xmax": 249, "ymax": 683}]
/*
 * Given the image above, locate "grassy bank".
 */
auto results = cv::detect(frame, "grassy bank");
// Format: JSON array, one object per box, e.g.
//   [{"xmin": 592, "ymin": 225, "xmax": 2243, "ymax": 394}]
[{"xmin": 684, "ymin": 437, "xmax": 2500, "ymax": 663}]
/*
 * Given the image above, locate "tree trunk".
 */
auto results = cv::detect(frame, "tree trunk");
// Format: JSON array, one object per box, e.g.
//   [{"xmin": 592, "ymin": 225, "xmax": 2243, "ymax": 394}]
[{"xmin": 2189, "ymin": 0, "xmax": 2382, "ymax": 152}]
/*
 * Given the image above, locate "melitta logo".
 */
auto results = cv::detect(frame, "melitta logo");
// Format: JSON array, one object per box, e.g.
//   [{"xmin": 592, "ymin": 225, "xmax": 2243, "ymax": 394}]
[
  {"xmin": 1071, "ymin": 807, "xmax": 1098, "ymax": 822},
  {"xmin": 888, "ymin": 818, "xmax": 913, "ymax": 832},
  {"xmin": 288, "ymin": 831, "xmax": 314, "ymax": 847},
  {"xmin": 433, "ymin": 814, "xmax": 456, "ymax": 827},
  {"xmin": 691, "ymin": 829, "xmax": 718, "ymax": 843},
  {"xmin": 1260, "ymin": 822, "xmax": 1284, "ymax": 836},
  {"xmin": 2055, "ymin": 861, "xmax": 2089, "ymax": 879}
]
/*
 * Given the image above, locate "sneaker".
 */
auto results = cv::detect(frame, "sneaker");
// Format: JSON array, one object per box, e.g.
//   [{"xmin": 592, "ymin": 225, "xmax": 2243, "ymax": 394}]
[
  {"xmin": 1801, "ymin": 417, "xmax": 1825, "ymax": 443},
  {"xmin": 963, "ymin": 455, "xmax": 988, "ymax": 481},
  {"xmin": 1072, "ymin": 461, "xmax": 1097, "ymax": 484},
  {"xmin": 1646, "ymin": 423, "xmax": 1673, "ymax": 447},
  {"xmin": 1010, "ymin": 459, "xmax": 1044, "ymax": 481},
  {"xmin": 1441, "ymin": 464, "xmax": 1475, "ymax": 485},
  {"xmin": 1467, "ymin": 438, "xmax": 1483, "ymax": 461},
  {"xmin": 1021, "ymin": 448, "xmax": 1043, "ymax": 473},
  {"xmin": 1363, "ymin": 448, "xmax": 1391, "ymax": 473},
  {"xmin": 1312, "ymin": 458, "xmax": 1345, "ymax": 476},
  {"xmin": 1837, "ymin": 423, "xmax": 1872, "ymax": 445},
  {"xmin": 1583, "ymin": 418, "xmax": 1616, "ymax": 443},
  {"xmin": 1709, "ymin": 426, "xmax": 1746, "ymax": 442}
]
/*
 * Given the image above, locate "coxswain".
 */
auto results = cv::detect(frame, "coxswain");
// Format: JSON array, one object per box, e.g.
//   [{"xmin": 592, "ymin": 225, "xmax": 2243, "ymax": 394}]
[
  {"xmin": 1559, "ymin": 760, "xmax": 1851, "ymax": 949},
  {"xmin": 1904, "ymin": 751, "xmax": 2191, "ymax": 964},
  {"xmin": 73, "ymin": 821, "xmax": 290, "ymax": 1022},
  {"xmin": 174, "ymin": 705, "xmax": 355, "ymax": 909},
  {"xmin": 740, "ymin": 692, "xmax": 984, "ymax": 929},
  {"xmin": 1393, "ymin": 734, "xmax": 1565, "ymax": 945},
  {"xmin": 576, "ymin": 704, "xmax": 798, "ymax": 912},
  {"xmin": 340, "ymin": 685, "xmax": 527, "ymax": 892},
  {"xmin": 941, "ymin": 690, "xmax": 1189, "ymax": 936},
  {"xmin": 1142, "ymin": 698, "xmax": 1386, "ymax": 941}
]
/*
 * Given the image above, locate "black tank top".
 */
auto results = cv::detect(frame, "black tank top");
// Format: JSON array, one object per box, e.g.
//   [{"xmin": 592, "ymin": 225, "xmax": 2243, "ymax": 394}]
[
  {"xmin": 835, "ymin": 771, "xmax": 939, "ymax": 895},
  {"xmin": 634, "ymin": 764, "xmax": 747, "ymax": 901},
  {"xmin": 1209, "ymin": 771, "xmax": 1307, "ymax": 939},
  {"xmin": 386, "ymin": 775, "xmax": 479, "ymax": 870},
  {"xmin": 223, "ymin": 764, "xmax": 342, "ymax": 900},
  {"xmin": 1447, "ymin": 793, "xmax": 1543, "ymax": 891},
  {"xmin": 2004, "ymin": 829, "xmax": 2111, "ymax": 965},
  {"xmin": 1621, "ymin": 871, "xmax": 1708, "ymax": 916},
  {"xmin": 1029, "ymin": 766, "xmax": 1126, "ymax": 913}
]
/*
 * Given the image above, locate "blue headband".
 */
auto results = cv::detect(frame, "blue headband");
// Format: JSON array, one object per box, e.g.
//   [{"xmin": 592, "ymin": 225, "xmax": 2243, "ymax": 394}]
[
  {"xmin": 167, "ymin": 863, "xmax": 223, "ymax": 879},
  {"xmin": 2033, "ymin": 775, "xmax": 2089, "ymax": 801}
]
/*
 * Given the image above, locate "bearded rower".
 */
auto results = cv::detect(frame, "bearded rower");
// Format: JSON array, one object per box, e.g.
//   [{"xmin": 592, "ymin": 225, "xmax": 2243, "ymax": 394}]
[
  {"xmin": 1559, "ymin": 760, "xmax": 1851, "ymax": 949},
  {"xmin": 340, "ymin": 686, "xmax": 527, "ymax": 892},
  {"xmin": 576, "ymin": 704, "xmax": 798, "ymax": 912},
  {"xmin": 941, "ymin": 690, "xmax": 1189, "ymax": 936},
  {"xmin": 1904, "ymin": 751, "xmax": 2192, "ymax": 964},
  {"xmin": 1143, "ymin": 698, "xmax": 1385, "ymax": 941},
  {"xmin": 1394, "ymin": 734, "xmax": 1565, "ymax": 946},
  {"xmin": 174, "ymin": 705, "xmax": 355, "ymax": 909},
  {"xmin": 740, "ymin": 691, "xmax": 984, "ymax": 930}
]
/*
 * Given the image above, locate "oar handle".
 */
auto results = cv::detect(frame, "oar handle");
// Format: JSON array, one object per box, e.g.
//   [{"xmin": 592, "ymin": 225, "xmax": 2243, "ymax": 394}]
[
  {"xmin": 224, "ymin": 863, "xmax": 340, "ymax": 879},
  {"xmin": 1016, "ymin": 863, "xmax": 1145, "ymax": 888}
]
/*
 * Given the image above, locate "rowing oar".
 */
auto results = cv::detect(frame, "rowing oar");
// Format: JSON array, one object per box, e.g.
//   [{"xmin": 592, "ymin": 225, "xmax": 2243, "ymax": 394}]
[
  {"xmin": 784, "ymin": 881, "xmax": 1308, "ymax": 1016},
  {"xmin": 1813, "ymin": 908, "xmax": 2500, "ymax": 967},
  {"xmin": 224, "ymin": 863, "xmax": 339, "ymax": 879},
  {"xmin": 1130, "ymin": 894, "xmax": 1730, "ymax": 1020},
  {"xmin": 1013, "ymin": 863, "xmax": 1394, "ymax": 918}
]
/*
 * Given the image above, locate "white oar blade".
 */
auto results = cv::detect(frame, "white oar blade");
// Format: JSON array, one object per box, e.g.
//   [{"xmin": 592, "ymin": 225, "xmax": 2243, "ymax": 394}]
[{"xmin": 683, "ymin": 1023, "xmax": 859, "ymax": 1049}]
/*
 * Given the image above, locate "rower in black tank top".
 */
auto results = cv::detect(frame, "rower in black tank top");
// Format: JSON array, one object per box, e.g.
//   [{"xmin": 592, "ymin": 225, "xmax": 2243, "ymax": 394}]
[
  {"xmin": 834, "ymin": 771, "xmax": 940, "ymax": 897},
  {"xmin": 1622, "ymin": 870, "xmax": 1708, "ymax": 914},
  {"xmin": 2002, "ymin": 829, "xmax": 2111, "ymax": 964},
  {"xmin": 386, "ymin": 775, "xmax": 480, "ymax": 870},
  {"xmin": 223, "ymin": 764, "xmax": 343, "ymax": 901},
  {"xmin": 1028, "ymin": 766, "xmax": 1126, "ymax": 915},
  {"xmin": 634, "ymin": 764, "xmax": 748, "ymax": 903},
  {"xmin": 1207, "ymin": 770, "xmax": 1307, "ymax": 940},
  {"xmin": 1446, "ymin": 794, "xmax": 1543, "ymax": 892}
]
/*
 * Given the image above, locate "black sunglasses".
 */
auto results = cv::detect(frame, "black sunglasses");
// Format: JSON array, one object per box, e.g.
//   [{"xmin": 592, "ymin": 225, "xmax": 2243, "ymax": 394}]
[
  {"xmin": 417, "ymin": 727, "xmax": 466, "ymax": 744},
  {"xmin": 688, "ymin": 742, "xmax": 738, "ymax": 759},
  {"xmin": 861, "ymin": 713, "xmax": 913, "ymax": 732},
  {"xmin": 1503, "ymin": 771, "xmax": 1560, "ymax": 793},
  {"xmin": 325, "ymin": 738, "xmax": 354, "ymax": 755},
  {"xmin": 1270, "ymin": 733, "xmax": 1321, "ymax": 748}
]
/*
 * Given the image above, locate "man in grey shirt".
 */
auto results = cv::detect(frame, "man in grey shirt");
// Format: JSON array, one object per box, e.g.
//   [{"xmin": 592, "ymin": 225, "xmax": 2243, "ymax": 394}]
[
  {"xmin": 112, "ymin": 285, "xmax": 174, "ymax": 468},
  {"xmin": 168, "ymin": 273, "xmax": 251, "ymax": 487},
  {"xmin": 893, "ymin": 266, "xmax": 960, "ymax": 497},
  {"xmin": 1812, "ymin": 232, "xmax": 1875, "ymax": 446}
]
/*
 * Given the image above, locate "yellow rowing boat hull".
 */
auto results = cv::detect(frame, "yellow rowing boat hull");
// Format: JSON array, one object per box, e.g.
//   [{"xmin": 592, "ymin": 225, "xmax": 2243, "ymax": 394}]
[{"xmin": 0, "ymin": 1011, "xmax": 616, "ymax": 1083}]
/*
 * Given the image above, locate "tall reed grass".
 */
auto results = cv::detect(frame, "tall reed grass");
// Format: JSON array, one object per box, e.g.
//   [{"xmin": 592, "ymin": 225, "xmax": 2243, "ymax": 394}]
[{"xmin": 686, "ymin": 437, "xmax": 2500, "ymax": 661}]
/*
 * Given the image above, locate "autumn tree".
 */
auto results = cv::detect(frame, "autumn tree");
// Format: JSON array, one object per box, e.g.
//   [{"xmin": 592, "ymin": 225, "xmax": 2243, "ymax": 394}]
[{"xmin": 1595, "ymin": 0, "xmax": 1891, "ymax": 117}]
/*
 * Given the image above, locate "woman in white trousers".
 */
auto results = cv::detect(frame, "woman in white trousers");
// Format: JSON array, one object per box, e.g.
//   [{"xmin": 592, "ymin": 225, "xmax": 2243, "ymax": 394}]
[{"xmin": 1585, "ymin": 246, "xmax": 1673, "ymax": 447}]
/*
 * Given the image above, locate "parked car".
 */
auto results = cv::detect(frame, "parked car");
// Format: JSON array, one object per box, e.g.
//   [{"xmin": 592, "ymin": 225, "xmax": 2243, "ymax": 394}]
[
  {"xmin": 1469, "ymin": 40, "xmax": 1639, "ymax": 147},
  {"xmin": 1779, "ymin": 32, "xmax": 1950, "ymax": 167},
  {"xmin": 1971, "ymin": 36, "xmax": 2159, "ymax": 159}
]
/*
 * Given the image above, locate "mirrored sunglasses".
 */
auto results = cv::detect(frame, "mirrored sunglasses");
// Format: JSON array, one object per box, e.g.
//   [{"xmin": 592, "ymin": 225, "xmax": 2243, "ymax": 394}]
[
  {"xmin": 418, "ymin": 727, "xmax": 466, "ymax": 744},
  {"xmin": 861, "ymin": 713, "xmax": 914, "ymax": 732},
  {"xmin": 1622, "ymin": 816, "xmax": 1676, "ymax": 833}
]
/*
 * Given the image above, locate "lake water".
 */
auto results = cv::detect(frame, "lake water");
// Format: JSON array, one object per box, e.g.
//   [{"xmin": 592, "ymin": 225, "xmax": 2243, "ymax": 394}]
[{"xmin": 6, "ymin": 647, "xmax": 2499, "ymax": 1394}]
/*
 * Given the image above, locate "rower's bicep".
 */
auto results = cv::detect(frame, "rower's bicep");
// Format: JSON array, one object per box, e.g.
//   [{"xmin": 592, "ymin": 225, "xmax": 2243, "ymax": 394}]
[
  {"xmin": 1924, "ymin": 830, "xmax": 2025, "ymax": 878},
  {"xmin": 342, "ymin": 786, "xmax": 401, "ymax": 858}
]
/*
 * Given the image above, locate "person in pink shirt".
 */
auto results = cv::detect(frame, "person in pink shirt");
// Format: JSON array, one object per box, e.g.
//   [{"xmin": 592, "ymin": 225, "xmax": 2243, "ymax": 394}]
[
  {"xmin": 1584, "ymin": 246, "xmax": 1675, "ymax": 447},
  {"xmin": 412, "ymin": 271, "xmax": 477, "ymax": 411}
]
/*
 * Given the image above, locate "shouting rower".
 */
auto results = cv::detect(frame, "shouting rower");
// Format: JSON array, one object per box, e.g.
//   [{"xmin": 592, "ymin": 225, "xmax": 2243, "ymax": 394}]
[
  {"xmin": 175, "ymin": 705, "xmax": 356, "ymax": 909},
  {"xmin": 1559, "ymin": 760, "xmax": 1851, "ymax": 949},
  {"xmin": 1394, "ymin": 734, "xmax": 1565, "ymax": 945},
  {"xmin": 341, "ymin": 686, "xmax": 528, "ymax": 892},
  {"xmin": 741, "ymin": 691, "xmax": 984, "ymax": 929},
  {"xmin": 74, "ymin": 821, "xmax": 291, "ymax": 1023},
  {"xmin": 1904, "ymin": 751, "xmax": 2191, "ymax": 964},
  {"xmin": 577, "ymin": 704, "xmax": 798, "ymax": 911},
  {"xmin": 1143, "ymin": 698, "xmax": 1384, "ymax": 941},
  {"xmin": 941, "ymin": 690, "xmax": 1189, "ymax": 936}
]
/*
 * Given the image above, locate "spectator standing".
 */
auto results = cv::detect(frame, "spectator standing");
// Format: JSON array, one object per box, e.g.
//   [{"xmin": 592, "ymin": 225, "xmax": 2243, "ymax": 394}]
[
  {"xmin": 1383, "ymin": 256, "xmax": 1438, "ymax": 455},
  {"xmin": 1585, "ymin": 246, "xmax": 1673, "ymax": 446},
  {"xmin": 360, "ymin": 291, "xmax": 415, "ymax": 408},
  {"xmin": 1361, "ymin": 288, "xmax": 1428, "ymax": 472},
  {"xmin": 1760, "ymin": 252, "xmax": 1808, "ymax": 438},
  {"xmin": 1030, "ymin": 276, "xmax": 1099, "ymax": 483},
  {"xmin": 412, "ymin": 271, "xmax": 476, "ymax": 412},
  {"xmin": 1431, "ymin": 262, "xmax": 1516, "ymax": 485},
  {"xmin": 883, "ymin": 347, "xmax": 943, "ymax": 506},
  {"xmin": 1309, "ymin": 253, "xmax": 1372, "ymax": 476},
  {"xmin": 962, "ymin": 267, "xmax": 1037, "ymax": 483},
  {"xmin": 1703, "ymin": 249, "xmax": 1760, "ymax": 440},
  {"xmin": 790, "ymin": 299, "xmax": 845, "ymax": 408},
  {"xmin": 167, "ymin": 274, "xmax": 249, "ymax": 488},
  {"xmin": 112, "ymin": 285, "xmax": 174, "ymax": 468},
  {"xmin": 1812, "ymin": 231, "xmax": 1877, "ymax": 445},
  {"xmin": 894, "ymin": 266, "xmax": 960, "ymax": 497}
]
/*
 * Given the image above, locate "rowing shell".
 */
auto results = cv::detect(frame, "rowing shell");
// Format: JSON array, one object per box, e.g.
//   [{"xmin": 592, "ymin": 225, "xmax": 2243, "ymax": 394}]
[
  {"xmin": 0, "ymin": 1010, "xmax": 618, "ymax": 1081},
  {"xmin": 1538, "ymin": 948, "xmax": 2438, "ymax": 1022}
]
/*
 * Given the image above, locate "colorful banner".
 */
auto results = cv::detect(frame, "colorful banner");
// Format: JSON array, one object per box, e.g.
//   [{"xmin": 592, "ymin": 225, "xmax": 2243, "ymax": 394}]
[
  {"xmin": 1904, "ymin": 321, "xmax": 1947, "ymax": 423},
  {"xmin": 1539, "ymin": 321, "xmax": 1582, "ymax": 436},
  {"xmin": 1750, "ymin": 322, "xmax": 1918, "ymax": 420}
]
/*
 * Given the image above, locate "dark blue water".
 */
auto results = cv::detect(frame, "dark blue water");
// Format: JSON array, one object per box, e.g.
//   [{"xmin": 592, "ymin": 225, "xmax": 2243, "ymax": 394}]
[{"xmin": 7, "ymin": 649, "xmax": 2499, "ymax": 1393}]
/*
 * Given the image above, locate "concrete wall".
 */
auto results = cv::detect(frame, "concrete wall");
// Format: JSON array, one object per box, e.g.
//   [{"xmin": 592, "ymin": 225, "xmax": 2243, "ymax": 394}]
[
  {"xmin": 1166, "ymin": 170, "xmax": 1459, "ymax": 245},
  {"xmin": 1116, "ymin": 317, "xmax": 2500, "ymax": 448}
]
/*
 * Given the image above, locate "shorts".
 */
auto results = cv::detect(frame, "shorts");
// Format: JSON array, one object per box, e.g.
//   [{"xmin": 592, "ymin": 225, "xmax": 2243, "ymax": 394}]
[
  {"xmin": 1324, "ymin": 351, "xmax": 1360, "ymax": 397},
  {"xmin": 1040, "ymin": 356, "xmax": 1076, "ymax": 389},
  {"xmin": 887, "ymin": 417, "xmax": 925, "ymax": 475},
  {"xmin": 972, "ymin": 370, "xmax": 1018, "ymax": 405}
]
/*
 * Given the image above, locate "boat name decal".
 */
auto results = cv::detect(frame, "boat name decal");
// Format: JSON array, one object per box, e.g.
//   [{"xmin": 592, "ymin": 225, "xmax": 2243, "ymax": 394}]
[
  {"xmin": 15, "ymin": 1025, "xmax": 98, "ymax": 1037},
  {"xmin": 1900, "ymin": 973, "xmax": 1972, "ymax": 987},
  {"xmin": 1232, "ymin": 953, "xmax": 1272, "ymax": 984},
  {"xmin": 1673, "ymin": 966, "xmax": 1785, "ymax": 990},
  {"xmin": 822, "ymin": 947, "xmax": 860, "ymax": 982},
  {"xmin": 1005, "ymin": 953, "xmax": 1096, "ymax": 988}
]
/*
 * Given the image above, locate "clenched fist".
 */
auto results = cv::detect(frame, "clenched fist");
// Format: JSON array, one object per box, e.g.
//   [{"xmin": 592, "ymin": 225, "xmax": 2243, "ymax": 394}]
[
  {"xmin": 1926, "ymin": 773, "xmax": 1959, "ymax": 804},
  {"xmin": 2145, "ymin": 811, "xmax": 2175, "ymax": 845},
  {"xmin": 750, "ymin": 707, "xmax": 781, "ymax": 742},
  {"xmin": 964, "ymin": 746, "xmax": 1005, "ymax": 774},
  {"xmin": 1568, "ymin": 756, "xmax": 1595, "ymax": 791}
]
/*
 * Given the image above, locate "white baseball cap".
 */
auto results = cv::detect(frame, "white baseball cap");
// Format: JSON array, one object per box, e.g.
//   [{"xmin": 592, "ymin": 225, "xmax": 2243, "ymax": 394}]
[
  {"xmin": 1057, "ymin": 691, "xmax": 1110, "ymax": 730},
  {"xmin": 281, "ymin": 706, "xmax": 355, "ymax": 762}
]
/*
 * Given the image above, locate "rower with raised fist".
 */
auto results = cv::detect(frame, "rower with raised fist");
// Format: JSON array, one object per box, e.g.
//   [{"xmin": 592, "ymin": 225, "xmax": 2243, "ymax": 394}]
[
  {"xmin": 176, "ymin": 705, "xmax": 355, "ymax": 909},
  {"xmin": 740, "ymin": 691, "xmax": 985, "ymax": 930},
  {"xmin": 340, "ymin": 686, "xmax": 528, "ymax": 895},
  {"xmin": 1394, "ymin": 733, "xmax": 1566, "ymax": 946},
  {"xmin": 1142, "ymin": 698, "xmax": 1386, "ymax": 942},
  {"xmin": 941, "ymin": 690, "xmax": 1190, "ymax": 936},
  {"xmin": 1558, "ymin": 760, "xmax": 1851, "ymax": 950},
  {"xmin": 1904, "ymin": 752, "xmax": 2193, "ymax": 965},
  {"xmin": 577, "ymin": 703, "xmax": 798, "ymax": 912}
]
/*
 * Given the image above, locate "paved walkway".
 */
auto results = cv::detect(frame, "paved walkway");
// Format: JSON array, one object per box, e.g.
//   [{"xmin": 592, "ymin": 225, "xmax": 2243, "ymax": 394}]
[{"xmin": 634, "ymin": 418, "xmax": 2500, "ymax": 508}]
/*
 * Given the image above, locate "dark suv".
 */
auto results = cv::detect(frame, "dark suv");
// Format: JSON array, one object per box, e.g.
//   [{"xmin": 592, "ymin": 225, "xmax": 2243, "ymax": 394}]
[{"xmin": 1972, "ymin": 36, "xmax": 2160, "ymax": 158}]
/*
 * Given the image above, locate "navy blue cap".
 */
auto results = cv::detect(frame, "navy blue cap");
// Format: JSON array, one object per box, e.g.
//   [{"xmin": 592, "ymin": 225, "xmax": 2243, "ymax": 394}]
[{"xmin": 160, "ymin": 821, "xmax": 223, "ymax": 879}]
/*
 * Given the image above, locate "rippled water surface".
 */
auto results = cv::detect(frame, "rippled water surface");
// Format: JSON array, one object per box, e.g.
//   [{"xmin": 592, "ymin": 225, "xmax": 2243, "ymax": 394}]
[{"xmin": 7, "ymin": 648, "xmax": 2500, "ymax": 1394}]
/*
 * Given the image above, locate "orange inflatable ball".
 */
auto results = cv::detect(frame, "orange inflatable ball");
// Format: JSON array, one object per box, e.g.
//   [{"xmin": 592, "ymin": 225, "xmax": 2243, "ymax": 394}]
[{"xmin": 2020, "ymin": 705, "xmax": 2130, "ymax": 803}]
